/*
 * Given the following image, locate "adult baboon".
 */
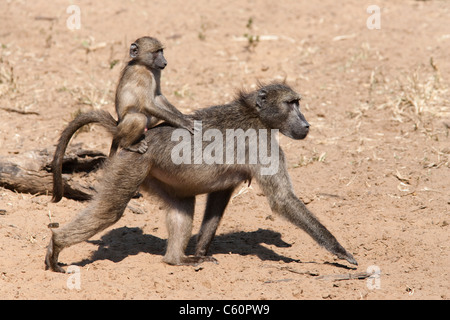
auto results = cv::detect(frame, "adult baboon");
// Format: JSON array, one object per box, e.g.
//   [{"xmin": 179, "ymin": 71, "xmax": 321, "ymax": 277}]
[{"xmin": 46, "ymin": 82, "xmax": 357, "ymax": 273}]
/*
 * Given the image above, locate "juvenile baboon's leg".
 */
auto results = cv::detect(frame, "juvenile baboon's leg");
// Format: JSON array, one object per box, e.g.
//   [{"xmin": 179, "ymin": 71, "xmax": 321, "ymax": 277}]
[
  {"xmin": 116, "ymin": 113, "xmax": 148, "ymax": 154},
  {"xmin": 195, "ymin": 188, "xmax": 234, "ymax": 259},
  {"xmin": 45, "ymin": 153, "xmax": 151, "ymax": 272}
]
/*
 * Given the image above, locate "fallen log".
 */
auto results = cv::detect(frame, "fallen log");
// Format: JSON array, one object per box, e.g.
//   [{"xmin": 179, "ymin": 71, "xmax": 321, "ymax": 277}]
[{"xmin": 0, "ymin": 148, "xmax": 106, "ymax": 200}]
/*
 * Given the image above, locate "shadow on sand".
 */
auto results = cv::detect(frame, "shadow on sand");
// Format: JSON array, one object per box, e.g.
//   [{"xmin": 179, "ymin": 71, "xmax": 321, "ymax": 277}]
[{"xmin": 74, "ymin": 226, "xmax": 353, "ymax": 270}]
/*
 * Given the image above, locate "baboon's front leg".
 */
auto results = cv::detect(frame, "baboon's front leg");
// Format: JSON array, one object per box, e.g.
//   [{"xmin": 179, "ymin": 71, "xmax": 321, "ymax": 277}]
[{"xmin": 256, "ymin": 170, "xmax": 357, "ymax": 266}]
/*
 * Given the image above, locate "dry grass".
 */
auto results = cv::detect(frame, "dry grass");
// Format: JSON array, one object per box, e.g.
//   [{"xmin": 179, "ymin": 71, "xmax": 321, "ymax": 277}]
[
  {"xmin": 382, "ymin": 58, "xmax": 449, "ymax": 133},
  {"xmin": 294, "ymin": 150, "xmax": 327, "ymax": 168},
  {"xmin": 0, "ymin": 56, "xmax": 17, "ymax": 98},
  {"xmin": 59, "ymin": 81, "xmax": 114, "ymax": 136},
  {"xmin": 349, "ymin": 57, "xmax": 449, "ymax": 141}
]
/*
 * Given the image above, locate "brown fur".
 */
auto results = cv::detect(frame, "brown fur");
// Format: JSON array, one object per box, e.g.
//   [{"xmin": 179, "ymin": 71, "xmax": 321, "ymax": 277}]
[
  {"xmin": 46, "ymin": 82, "xmax": 357, "ymax": 273},
  {"xmin": 50, "ymin": 37, "xmax": 192, "ymax": 202},
  {"xmin": 111, "ymin": 36, "xmax": 193, "ymax": 156}
]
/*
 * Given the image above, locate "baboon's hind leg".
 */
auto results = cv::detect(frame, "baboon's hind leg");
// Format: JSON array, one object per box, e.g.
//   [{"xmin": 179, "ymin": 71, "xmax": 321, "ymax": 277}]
[
  {"xmin": 45, "ymin": 153, "xmax": 150, "ymax": 272},
  {"xmin": 162, "ymin": 196, "xmax": 197, "ymax": 265},
  {"xmin": 161, "ymin": 195, "xmax": 214, "ymax": 266},
  {"xmin": 194, "ymin": 188, "xmax": 234, "ymax": 262}
]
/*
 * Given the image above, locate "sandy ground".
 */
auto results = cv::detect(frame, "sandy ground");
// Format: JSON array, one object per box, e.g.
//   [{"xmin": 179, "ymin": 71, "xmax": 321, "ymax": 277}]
[{"xmin": 0, "ymin": 0, "xmax": 449, "ymax": 300}]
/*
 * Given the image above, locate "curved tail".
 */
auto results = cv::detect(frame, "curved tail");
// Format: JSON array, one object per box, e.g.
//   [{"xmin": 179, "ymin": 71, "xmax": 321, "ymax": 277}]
[{"xmin": 51, "ymin": 110, "xmax": 118, "ymax": 202}]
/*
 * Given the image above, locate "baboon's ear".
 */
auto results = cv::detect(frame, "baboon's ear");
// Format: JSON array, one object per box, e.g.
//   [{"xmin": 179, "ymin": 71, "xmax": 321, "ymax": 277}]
[
  {"xmin": 130, "ymin": 43, "xmax": 139, "ymax": 58},
  {"xmin": 256, "ymin": 89, "xmax": 267, "ymax": 110}
]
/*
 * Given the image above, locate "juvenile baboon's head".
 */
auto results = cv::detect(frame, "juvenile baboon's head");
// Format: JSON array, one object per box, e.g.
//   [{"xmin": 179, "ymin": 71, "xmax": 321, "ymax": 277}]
[{"xmin": 129, "ymin": 36, "xmax": 167, "ymax": 70}]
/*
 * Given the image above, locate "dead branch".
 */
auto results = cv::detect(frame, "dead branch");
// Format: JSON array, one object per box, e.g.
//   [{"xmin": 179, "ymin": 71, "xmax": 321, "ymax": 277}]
[
  {"xmin": 316, "ymin": 272, "xmax": 372, "ymax": 281},
  {"xmin": 0, "ymin": 107, "xmax": 40, "ymax": 115},
  {"xmin": 0, "ymin": 148, "xmax": 106, "ymax": 200}
]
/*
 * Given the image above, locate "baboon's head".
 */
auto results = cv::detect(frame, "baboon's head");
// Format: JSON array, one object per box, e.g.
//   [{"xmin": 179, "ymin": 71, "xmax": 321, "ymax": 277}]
[
  {"xmin": 253, "ymin": 83, "xmax": 310, "ymax": 140},
  {"xmin": 129, "ymin": 36, "xmax": 167, "ymax": 70}
]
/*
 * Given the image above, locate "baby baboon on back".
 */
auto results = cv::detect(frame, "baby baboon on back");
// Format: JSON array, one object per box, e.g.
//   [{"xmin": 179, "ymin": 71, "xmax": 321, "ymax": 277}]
[
  {"xmin": 110, "ymin": 36, "xmax": 194, "ymax": 156},
  {"xmin": 51, "ymin": 36, "xmax": 193, "ymax": 202}
]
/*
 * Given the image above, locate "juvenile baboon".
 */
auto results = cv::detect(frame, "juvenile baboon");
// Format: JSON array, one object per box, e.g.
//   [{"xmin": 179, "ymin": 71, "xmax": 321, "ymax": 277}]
[
  {"xmin": 50, "ymin": 36, "xmax": 192, "ymax": 202},
  {"xmin": 46, "ymin": 82, "xmax": 357, "ymax": 273},
  {"xmin": 111, "ymin": 36, "xmax": 193, "ymax": 156}
]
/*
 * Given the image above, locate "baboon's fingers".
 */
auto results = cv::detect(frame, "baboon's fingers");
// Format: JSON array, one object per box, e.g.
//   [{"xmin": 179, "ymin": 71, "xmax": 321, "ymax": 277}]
[
  {"xmin": 47, "ymin": 263, "xmax": 66, "ymax": 273},
  {"xmin": 137, "ymin": 140, "xmax": 148, "ymax": 154},
  {"xmin": 337, "ymin": 250, "xmax": 358, "ymax": 266},
  {"xmin": 197, "ymin": 256, "xmax": 219, "ymax": 265},
  {"xmin": 124, "ymin": 139, "xmax": 148, "ymax": 154},
  {"xmin": 326, "ymin": 237, "xmax": 358, "ymax": 265},
  {"xmin": 187, "ymin": 119, "xmax": 196, "ymax": 135},
  {"xmin": 347, "ymin": 255, "xmax": 358, "ymax": 266},
  {"xmin": 177, "ymin": 255, "xmax": 218, "ymax": 266}
]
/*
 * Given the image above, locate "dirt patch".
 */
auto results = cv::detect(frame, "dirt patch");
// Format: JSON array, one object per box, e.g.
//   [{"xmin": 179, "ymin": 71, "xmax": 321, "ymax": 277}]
[{"xmin": 0, "ymin": 0, "xmax": 449, "ymax": 299}]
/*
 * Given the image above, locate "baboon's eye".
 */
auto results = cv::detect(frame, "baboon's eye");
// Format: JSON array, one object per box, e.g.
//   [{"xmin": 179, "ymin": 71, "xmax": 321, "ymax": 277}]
[{"xmin": 289, "ymin": 99, "xmax": 300, "ymax": 108}]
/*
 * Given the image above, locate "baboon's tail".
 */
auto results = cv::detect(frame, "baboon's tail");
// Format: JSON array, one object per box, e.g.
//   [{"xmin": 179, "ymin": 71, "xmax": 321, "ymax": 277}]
[{"xmin": 51, "ymin": 110, "xmax": 118, "ymax": 202}]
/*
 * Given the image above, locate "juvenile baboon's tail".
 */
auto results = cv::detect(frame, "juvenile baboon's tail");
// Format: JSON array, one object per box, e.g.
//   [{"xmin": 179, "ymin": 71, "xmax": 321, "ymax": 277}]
[{"xmin": 51, "ymin": 110, "xmax": 118, "ymax": 202}]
